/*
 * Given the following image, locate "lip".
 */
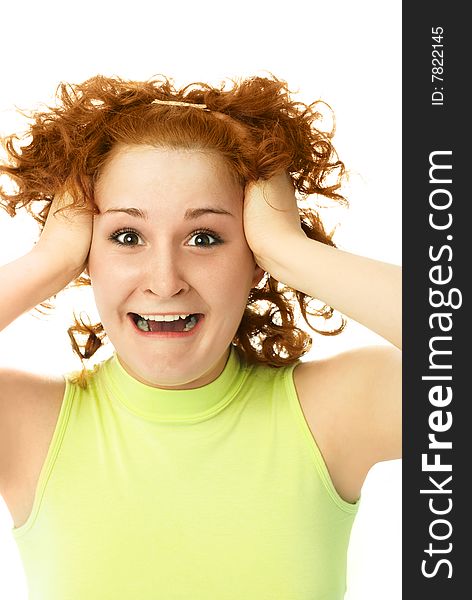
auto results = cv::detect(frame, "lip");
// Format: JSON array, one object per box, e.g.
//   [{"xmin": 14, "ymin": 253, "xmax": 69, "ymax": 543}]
[
  {"xmin": 128, "ymin": 313, "xmax": 205, "ymax": 338},
  {"xmin": 130, "ymin": 312, "xmax": 196, "ymax": 317}
]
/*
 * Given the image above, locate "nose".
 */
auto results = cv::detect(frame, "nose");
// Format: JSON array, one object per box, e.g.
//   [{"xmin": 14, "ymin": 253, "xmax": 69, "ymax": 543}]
[{"xmin": 141, "ymin": 246, "xmax": 190, "ymax": 298}]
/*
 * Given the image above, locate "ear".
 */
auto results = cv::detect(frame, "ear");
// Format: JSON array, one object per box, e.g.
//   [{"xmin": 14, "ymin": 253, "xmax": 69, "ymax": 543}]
[{"xmin": 252, "ymin": 264, "xmax": 265, "ymax": 287}]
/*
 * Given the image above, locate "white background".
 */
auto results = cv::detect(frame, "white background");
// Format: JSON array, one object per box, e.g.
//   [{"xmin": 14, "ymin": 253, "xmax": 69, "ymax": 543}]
[{"xmin": 0, "ymin": 1, "xmax": 402, "ymax": 598}]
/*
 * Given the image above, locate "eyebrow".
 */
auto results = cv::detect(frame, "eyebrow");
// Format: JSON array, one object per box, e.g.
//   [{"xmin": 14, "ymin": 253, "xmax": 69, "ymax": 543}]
[{"xmin": 101, "ymin": 207, "xmax": 234, "ymax": 220}]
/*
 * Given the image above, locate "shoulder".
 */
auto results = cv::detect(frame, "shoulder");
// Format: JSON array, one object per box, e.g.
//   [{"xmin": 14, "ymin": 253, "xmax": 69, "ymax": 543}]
[
  {"xmin": 295, "ymin": 344, "xmax": 401, "ymax": 394},
  {"xmin": 293, "ymin": 345, "xmax": 401, "ymax": 463},
  {"xmin": 0, "ymin": 368, "xmax": 65, "ymax": 489},
  {"xmin": 292, "ymin": 345, "xmax": 401, "ymax": 500},
  {"xmin": 0, "ymin": 367, "xmax": 66, "ymax": 407}
]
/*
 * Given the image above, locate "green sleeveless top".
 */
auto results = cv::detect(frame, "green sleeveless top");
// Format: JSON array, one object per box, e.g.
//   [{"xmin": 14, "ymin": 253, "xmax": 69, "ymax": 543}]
[{"xmin": 12, "ymin": 346, "xmax": 360, "ymax": 599}]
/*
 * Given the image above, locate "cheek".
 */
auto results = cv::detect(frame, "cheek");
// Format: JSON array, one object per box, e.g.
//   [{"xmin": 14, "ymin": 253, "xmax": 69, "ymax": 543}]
[
  {"xmin": 87, "ymin": 234, "xmax": 103, "ymax": 278},
  {"xmin": 88, "ymin": 247, "xmax": 108, "ymax": 285},
  {"xmin": 88, "ymin": 243, "xmax": 128, "ymax": 298},
  {"xmin": 213, "ymin": 253, "xmax": 255, "ymax": 303},
  {"xmin": 227, "ymin": 231, "xmax": 254, "ymax": 263}
]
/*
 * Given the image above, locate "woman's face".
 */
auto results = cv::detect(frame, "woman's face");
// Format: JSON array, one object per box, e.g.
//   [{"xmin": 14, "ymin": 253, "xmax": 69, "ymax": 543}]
[{"xmin": 89, "ymin": 144, "xmax": 262, "ymax": 388}]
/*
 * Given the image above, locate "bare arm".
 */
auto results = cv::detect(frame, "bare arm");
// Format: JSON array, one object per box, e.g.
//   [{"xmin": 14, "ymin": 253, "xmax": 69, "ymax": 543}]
[
  {"xmin": 0, "ymin": 193, "xmax": 93, "ymax": 332},
  {"xmin": 0, "ymin": 248, "xmax": 79, "ymax": 332},
  {"xmin": 243, "ymin": 172, "xmax": 401, "ymax": 350},
  {"xmin": 263, "ymin": 236, "xmax": 401, "ymax": 350}
]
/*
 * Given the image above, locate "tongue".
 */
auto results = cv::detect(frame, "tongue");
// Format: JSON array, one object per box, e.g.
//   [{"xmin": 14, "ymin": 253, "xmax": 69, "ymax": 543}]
[{"xmin": 148, "ymin": 318, "xmax": 188, "ymax": 332}]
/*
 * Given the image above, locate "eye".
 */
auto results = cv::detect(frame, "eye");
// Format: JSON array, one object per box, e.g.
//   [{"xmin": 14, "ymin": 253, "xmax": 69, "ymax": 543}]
[
  {"xmin": 187, "ymin": 229, "xmax": 223, "ymax": 248},
  {"xmin": 109, "ymin": 228, "xmax": 144, "ymax": 246}
]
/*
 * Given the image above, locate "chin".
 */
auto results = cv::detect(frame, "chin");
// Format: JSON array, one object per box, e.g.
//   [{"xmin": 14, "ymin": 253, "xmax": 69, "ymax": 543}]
[
  {"xmin": 117, "ymin": 349, "xmax": 223, "ymax": 389},
  {"xmin": 145, "ymin": 368, "xmax": 210, "ymax": 389}
]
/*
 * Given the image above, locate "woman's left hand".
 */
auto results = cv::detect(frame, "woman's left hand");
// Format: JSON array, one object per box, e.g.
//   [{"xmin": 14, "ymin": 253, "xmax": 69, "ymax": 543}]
[
  {"xmin": 243, "ymin": 172, "xmax": 305, "ymax": 273},
  {"xmin": 243, "ymin": 170, "xmax": 402, "ymax": 350}
]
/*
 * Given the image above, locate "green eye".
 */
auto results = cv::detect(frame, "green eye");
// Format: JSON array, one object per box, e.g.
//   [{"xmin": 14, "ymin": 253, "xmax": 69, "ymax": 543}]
[
  {"xmin": 188, "ymin": 230, "xmax": 223, "ymax": 247},
  {"xmin": 109, "ymin": 229, "xmax": 143, "ymax": 246}
]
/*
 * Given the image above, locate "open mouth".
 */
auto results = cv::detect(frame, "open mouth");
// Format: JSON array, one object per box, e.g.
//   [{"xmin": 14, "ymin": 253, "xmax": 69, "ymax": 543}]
[{"xmin": 128, "ymin": 313, "xmax": 203, "ymax": 333}]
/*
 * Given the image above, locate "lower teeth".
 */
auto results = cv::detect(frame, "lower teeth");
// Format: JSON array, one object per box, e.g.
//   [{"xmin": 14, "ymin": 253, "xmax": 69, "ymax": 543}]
[
  {"xmin": 137, "ymin": 319, "xmax": 150, "ymax": 332},
  {"xmin": 135, "ymin": 315, "xmax": 199, "ymax": 332},
  {"xmin": 183, "ymin": 315, "xmax": 198, "ymax": 331}
]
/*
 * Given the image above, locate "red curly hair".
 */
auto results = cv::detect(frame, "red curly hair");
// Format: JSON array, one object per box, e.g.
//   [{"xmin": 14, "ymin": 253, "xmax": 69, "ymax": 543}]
[{"xmin": 0, "ymin": 73, "xmax": 347, "ymax": 374}]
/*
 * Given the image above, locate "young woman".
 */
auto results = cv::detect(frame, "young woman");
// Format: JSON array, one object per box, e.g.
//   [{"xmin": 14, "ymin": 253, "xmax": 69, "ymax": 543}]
[{"xmin": 0, "ymin": 74, "xmax": 401, "ymax": 599}]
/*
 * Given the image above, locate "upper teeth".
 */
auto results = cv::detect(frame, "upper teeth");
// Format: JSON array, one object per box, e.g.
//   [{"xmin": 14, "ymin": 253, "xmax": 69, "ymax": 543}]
[{"xmin": 137, "ymin": 314, "xmax": 190, "ymax": 322}]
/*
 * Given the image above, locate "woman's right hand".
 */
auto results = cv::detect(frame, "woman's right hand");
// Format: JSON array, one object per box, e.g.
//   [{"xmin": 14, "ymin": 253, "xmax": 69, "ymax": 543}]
[
  {"xmin": 35, "ymin": 191, "xmax": 94, "ymax": 280},
  {"xmin": 0, "ymin": 193, "xmax": 94, "ymax": 331}
]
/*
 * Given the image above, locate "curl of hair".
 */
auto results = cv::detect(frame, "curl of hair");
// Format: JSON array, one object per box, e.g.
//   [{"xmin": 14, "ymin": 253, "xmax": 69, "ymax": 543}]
[{"xmin": 0, "ymin": 73, "xmax": 348, "ymax": 380}]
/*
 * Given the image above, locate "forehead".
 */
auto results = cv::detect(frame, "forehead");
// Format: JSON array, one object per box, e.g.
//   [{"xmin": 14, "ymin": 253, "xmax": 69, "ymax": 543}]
[{"xmin": 95, "ymin": 145, "xmax": 243, "ymax": 211}]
